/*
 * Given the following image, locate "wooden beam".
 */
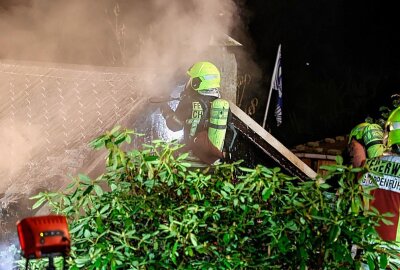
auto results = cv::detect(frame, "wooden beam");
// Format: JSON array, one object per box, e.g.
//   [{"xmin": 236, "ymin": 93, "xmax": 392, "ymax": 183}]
[{"xmin": 230, "ymin": 102, "xmax": 317, "ymax": 180}]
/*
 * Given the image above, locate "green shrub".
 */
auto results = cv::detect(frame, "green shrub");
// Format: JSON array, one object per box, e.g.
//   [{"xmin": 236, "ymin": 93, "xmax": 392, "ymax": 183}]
[{"xmin": 25, "ymin": 126, "xmax": 400, "ymax": 269}]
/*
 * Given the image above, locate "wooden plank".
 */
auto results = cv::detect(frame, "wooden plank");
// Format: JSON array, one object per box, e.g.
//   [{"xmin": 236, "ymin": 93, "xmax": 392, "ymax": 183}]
[
  {"xmin": 230, "ymin": 102, "xmax": 317, "ymax": 180},
  {"xmin": 295, "ymin": 153, "xmax": 337, "ymax": 161}
]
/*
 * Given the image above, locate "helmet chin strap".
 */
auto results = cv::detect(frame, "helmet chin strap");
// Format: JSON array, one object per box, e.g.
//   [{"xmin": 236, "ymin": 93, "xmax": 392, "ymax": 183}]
[
  {"xmin": 185, "ymin": 78, "xmax": 199, "ymax": 91},
  {"xmin": 185, "ymin": 80, "xmax": 192, "ymax": 90}
]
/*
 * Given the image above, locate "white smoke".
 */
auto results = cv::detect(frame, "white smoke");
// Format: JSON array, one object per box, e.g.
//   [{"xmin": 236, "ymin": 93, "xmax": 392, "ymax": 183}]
[
  {"xmin": 0, "ymin": 243, "xmax": 19, "ymax": 270},
  {"xmin": 0, "ymin": 119, "xmax": 42, "ymax": 192}
]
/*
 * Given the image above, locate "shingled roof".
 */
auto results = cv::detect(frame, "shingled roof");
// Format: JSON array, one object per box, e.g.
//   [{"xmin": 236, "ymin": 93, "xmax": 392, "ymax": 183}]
[
  {"xmin": 291, "ymin": 135, "xmax": 348, "ymax": 159},
  {"xmin": 290, "ymin": 135, "xmax": 349, "ymax": 175}
]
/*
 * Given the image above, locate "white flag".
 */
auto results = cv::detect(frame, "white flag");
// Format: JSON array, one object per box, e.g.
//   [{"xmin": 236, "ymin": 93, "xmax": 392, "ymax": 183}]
[{"xmin": 262, "ymin": 44, "xmax": 283, "ymax": 129}]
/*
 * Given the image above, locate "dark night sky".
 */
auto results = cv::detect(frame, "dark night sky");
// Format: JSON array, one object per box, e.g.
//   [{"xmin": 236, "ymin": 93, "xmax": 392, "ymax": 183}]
[{"xmin": 240, "ymin": 0, "xmax": 400, "ymax": 146}]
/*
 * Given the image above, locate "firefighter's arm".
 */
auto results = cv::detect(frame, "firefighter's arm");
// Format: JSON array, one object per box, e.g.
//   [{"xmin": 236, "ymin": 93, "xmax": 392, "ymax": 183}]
[
  {"xmin": 349, "ymin": 139, "xmax": 367, "ymax": 167},
  {"xmin": 160, "ymin": 103, "xmax": 184, "ymax": 131}
]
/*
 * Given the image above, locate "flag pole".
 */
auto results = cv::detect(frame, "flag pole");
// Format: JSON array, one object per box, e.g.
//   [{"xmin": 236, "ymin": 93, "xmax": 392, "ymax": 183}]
[{"xmin": 262, "ymin": 44, "xmax": 281, "ymax": 129}]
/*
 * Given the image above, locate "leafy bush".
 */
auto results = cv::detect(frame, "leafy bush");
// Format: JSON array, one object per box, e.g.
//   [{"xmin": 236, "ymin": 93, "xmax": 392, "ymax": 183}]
[
  {"xmin": 365, "ymin": 94, "xmax": 400, "ymax": 127},
  {"xmin": 25, "ymin": 126, "xmax": 400, "ymax": 269}
]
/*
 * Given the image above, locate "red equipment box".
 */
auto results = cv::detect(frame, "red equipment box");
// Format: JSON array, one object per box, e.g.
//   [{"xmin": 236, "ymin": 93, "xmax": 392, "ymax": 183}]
[{"xmin": 16, "ymin": 215, "xmax": 71, "ymax": 259}]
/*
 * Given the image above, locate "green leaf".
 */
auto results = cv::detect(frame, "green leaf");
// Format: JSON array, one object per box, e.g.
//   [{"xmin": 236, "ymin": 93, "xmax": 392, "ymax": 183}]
[
  {"xmin": 320, "ymin": 165, "xmax": 340, "ymax": 172},
  {"xmin": 382, "ymin": 211, "xmax": 395, "ymax": 217},
  {"xmin": 69, "ymin": 222, "xmax": 86, "ymax": 234},
  {"xmin": 78, "ymin": 174, "xmax": 92, "ymax": 184},
  {"xmin": 239, "ymin": 167, "xmax": 256, "ymax": 173},
  {"xmin": 177, "ymin": 152, "xmax": 189, "ymax": 160},
  {"xmin": 84, "ymin": 229, "xmax": 91, "ymax": 238},
  {"xmin": 379, "ymin": 253, "xmax": 388, "ymax": 269},
  {"xmin": 75, "ymin": 257, "xmax": 91, "ymax": 266},
  {"xmin": 220, "ymin": 190, "xmax": 228, "ymax": 198},
  {"xmin": 223, "ymin": 233, "xmax": 230, "ymax": 245},
  {"xmin": 350, "ymin": 167, "xmax": 364, "ymax": 173},
  {"xmin": 147, "ymin": 165, "xmax": 154, "ymax": 179},
  {"xmin": 99, "ymin": 204, "xmax": 110, "ymax": 214},
  {"xmin": 233, "ymin": 198, "xmax": 239, "ymax": 207},
  {"xmin": 144, "ymin": 180, "xmax": 155, "ymax": 189},
  {"xmin": 31, "ymin": 196, "xmax": 47, "ymax": 209},
  {"xmin": 190, "ymin": 233, "xmax": 198, "ymax": 247},
  {"xmin": 328, "ymin": 225, "xmax": 341, "ymax": 242},
  {"xmin": 171, "ymin": 241, "xmax": 179, "ymax": 264},
  {"xmin": 29, "ymin": 192, "xmax": 45, "ymax": 199},
  {"xmin": 300, "ymin": 217, "xmax": 306, "ymax": 225},
  {"xmin": 285, "ymin": 221, "xmax": 297, "ymax": 231},
  {"xmin": 186, "ymin": 246, "xmax": 194, "ymax": 257},
  {"xmin": 381, "ymin": 218, "xmax": 394, "ymax": 225},
  {"xmin": 89, "ymin": 136, "xmax": 106, "ymax": 149},
  {"xmin": 262, "ymin": 187, "xmax": 273, "ymax": 201},
  {"xmin": 159, "ymin": 224, "xmax": 169, "ymax": 231},
  {"xmin": 278, "ymin": 235, "xmax": 290, "ymax": 254},
  {"xmin": 144, "ymin": 155, "xmax": 158, "ymax": 162},
  {"xmin": 125, "ymin": 134, "xmax": 132, "ymax": 144},
  {"xmin": 180, "ymin": 162, "xmax": 192, "ymax": 168},
  {"xmin": 293, "ymin": 200, "xmax": 304, "ymax": 207},
  {"xmin": 114, "ymin": 133, "xmax": 127, "ymax": 145},
  {"xmin": 94, "ymin": 184, "xmax": 104, "ymax": 196},
  {"xmin": 110, "ymin": 183, "xmax": 118, "ymax": 191},
  {"xmin": 335, "ymin": 155, "xmax": 343, "ymax": 165},
  {"xmin": 95, "ymin": 215, "xmax": 104, "ymax": 233},
  {"xmin": 319, "ymin": 183, "xmax": 331, "ymax": 189},
  {"xmin": 351, "ymin": 198, "xmax": 360, "ymax": 215},
  {"xmin": 367, "ymin": 255, "xmax": 375, "ymax": 270},
  {"xmin": 109, "ymin": 125, "xmax": 121, "ymax": 135}
]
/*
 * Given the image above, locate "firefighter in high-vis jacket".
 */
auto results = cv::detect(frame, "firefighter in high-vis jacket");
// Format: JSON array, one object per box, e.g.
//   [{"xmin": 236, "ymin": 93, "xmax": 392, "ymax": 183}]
[
  {"xmin": 362, "ymin": 107, "xmax": 400, "ymax": 241},
  {"xmin": 161, "ymin": 61, "xmax": 236, "ymax": 165},
  {"xmin": 347, "ymin": 122, "xmax": 385, "ymax": 167}
]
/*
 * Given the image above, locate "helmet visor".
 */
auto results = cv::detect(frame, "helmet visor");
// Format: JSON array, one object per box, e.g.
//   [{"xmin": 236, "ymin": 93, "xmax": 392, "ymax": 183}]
[
  {"xmin": 190, "ymin": 74, "xmax": 220, "ymax": 91},
  {"xmin": 388, "ymin": 129, "xmax": 400, "ymax": 147},
  {"xmin": 389, "ymin": 122, "xmax": 400, "ymax": 131}
]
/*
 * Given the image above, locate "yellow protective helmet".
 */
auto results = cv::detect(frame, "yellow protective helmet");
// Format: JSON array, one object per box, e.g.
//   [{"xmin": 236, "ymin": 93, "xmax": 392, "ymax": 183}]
[
  {"xmin": 348, "ymin": 122, "xmax": 369, "ymax": 144},
  {"xmin": 386, "ymin": 107, "xmax": 400, "ymax": 147},
  {"xmin": 363, "ymin": 123, "xmax": 384, "ymax": 158},
  {"xmin": 187, "ymin": 61, "xmax": 221, "ymax": 97}
]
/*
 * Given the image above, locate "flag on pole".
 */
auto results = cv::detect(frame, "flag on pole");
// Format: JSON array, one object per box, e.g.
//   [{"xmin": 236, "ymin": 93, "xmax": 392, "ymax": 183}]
[
  {"xmin": 272, "ymin": 47, "xmax": 283, "ymax": 126},
  {"xmin": 262, "ymin": 44, "xmax": 283, "ymax": 129}
]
